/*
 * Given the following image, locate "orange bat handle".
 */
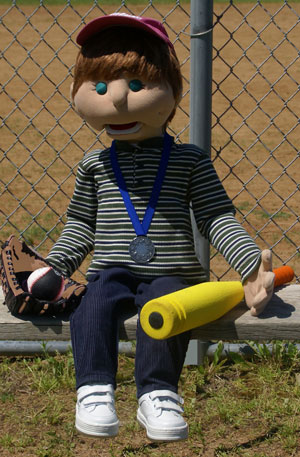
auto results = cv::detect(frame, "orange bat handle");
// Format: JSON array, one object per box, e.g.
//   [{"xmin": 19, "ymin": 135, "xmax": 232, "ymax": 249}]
[{"xmin": 273, "ymin": 265, "xmax": 294, "ymax": 288}]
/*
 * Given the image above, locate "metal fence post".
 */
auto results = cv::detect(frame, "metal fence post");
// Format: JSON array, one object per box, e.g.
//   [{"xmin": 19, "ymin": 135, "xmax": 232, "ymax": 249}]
[
  {"xmin": 190, "ymin": 0, "xmax": 213, "ymax": 154},
  {"xmin": 190, "ymin": 0, "xmax": 213, "ymax": 275},
  {"xmin": 185, "ymin": 0, "xmax": 214, "ymax": 365}
]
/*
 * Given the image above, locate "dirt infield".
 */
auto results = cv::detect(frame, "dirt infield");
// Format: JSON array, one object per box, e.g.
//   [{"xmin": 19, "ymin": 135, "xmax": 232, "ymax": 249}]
[{"xmin": 0, "ymin": 2, "xmax": 299, "ymax": 281}]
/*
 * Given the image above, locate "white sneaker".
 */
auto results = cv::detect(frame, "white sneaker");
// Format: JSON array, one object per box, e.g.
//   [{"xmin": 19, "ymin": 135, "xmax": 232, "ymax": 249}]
[
  {"xmin": 75, "ymin": 384, "xmax": 119, "ymax": 437},
  {"xmin": 137, "ymin": 390, "xmax": 188, "ymax": 441}
]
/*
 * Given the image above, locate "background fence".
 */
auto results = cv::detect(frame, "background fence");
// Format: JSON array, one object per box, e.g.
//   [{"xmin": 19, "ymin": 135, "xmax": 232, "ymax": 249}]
[{"xmin": 1, "ymin": 1, "xmax": 299, "ymax": 283}]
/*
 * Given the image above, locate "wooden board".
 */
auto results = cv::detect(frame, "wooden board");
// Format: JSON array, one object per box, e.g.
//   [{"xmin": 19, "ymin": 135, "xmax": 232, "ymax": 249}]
[{"xmin": 1, "ymin": 285, "xmax": 300, "ymax": 342}]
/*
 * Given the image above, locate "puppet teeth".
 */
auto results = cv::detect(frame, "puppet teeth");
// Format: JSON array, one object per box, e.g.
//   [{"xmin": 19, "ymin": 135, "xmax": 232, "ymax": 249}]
[{"xmin": 106, "ymin": 122, "xmax": 141, "ymax": 135}]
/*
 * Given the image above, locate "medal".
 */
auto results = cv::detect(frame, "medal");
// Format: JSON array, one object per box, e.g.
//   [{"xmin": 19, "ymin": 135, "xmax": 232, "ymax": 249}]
[
  {"xmin": 129, "ymin": 236, "xmax": 156, "ymax": 264},
  {"xmin": 110, "ymin": 132, "xmax": 173, "ymax": 264}
]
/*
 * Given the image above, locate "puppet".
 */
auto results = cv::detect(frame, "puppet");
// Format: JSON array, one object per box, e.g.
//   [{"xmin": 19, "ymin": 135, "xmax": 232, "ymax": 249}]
[{"xmin": 46, "ymin": 14, "xmax": 275, "ymax": 441}]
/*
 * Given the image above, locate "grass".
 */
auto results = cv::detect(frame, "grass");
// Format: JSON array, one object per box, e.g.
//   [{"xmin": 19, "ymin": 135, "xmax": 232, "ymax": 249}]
[
  {"xmin": 236, "ymin": 202, "xmax": 292, "ymax": 221},
  {"xmin": 0, "ymin": 342, "xmax": 300, "ymax": 456},
  {"xmin": 0, "ymin": 0, "xmax": 188, "ymax": 5},
  {"xmin": 1, "ymin": 0, "xmax": 300, "ymax": 5}
]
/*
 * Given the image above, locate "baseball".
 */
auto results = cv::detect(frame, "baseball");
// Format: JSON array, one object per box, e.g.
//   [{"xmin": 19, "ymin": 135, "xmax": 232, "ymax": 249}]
[{"xmin": 27, "ymin": 266, "xmax": 65, "ymax": 301}]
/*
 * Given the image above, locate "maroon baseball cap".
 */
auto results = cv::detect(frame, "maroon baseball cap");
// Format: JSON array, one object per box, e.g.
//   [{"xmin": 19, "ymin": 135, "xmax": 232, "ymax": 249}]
[{"xmin": 76, "ymin": 13, "xmax": 174, "ymax": 49}]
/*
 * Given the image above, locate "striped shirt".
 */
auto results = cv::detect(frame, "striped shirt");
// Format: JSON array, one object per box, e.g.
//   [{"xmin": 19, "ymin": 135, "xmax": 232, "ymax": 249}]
[{"xmin": 47, "ymin": 136, "xmax": 261, "ymax": 283}]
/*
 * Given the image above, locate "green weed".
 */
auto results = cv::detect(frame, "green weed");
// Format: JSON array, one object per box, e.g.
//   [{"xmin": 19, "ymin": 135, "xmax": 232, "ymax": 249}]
[
  {"xmin": 247, "ymin": 340, "xmax": 300, "ymax": 370},
  {"xmin": 22, "ymin": 349, "xmax": 75, "ymax": 393},
  {"xmin": 237, "ymin": 201, "xmax": 252, "ymax": 212},
  {"xmin": 253, "ymin": 209, "xmax": 291, "ymax": 220},
  {"xmin": 198, "ymin": 341, "xmax": 228, "ymax": 382},
  {"xmin": 1, "ymin": 392, "xmax": 15, "ymax": 403},
  {"xmin": 23, "ymin": 212, "xmax": 63, "ymax": 245},
  {"xmin": 0, "ymin": 433, "xmax": 14, "ymax": 449},
  {"xmin": 1, "ymin": 349, "xmax": 300, "ymax": 456}
]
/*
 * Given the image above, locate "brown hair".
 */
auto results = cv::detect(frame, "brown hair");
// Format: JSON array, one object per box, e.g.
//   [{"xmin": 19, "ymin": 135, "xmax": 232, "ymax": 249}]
[{"xmin": 72, "ymin": 26, "xmax": 182, "ymax": 122}]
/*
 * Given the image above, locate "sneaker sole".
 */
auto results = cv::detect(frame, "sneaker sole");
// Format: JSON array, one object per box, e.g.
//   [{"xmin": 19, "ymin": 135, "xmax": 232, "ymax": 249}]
[
  {"xmin": 76, "ymin": 410, "xmax": 119, "ymax": 438},
  {"xmin": 137, "ymin": 409, "xmax": 188, "ymax": 442}
]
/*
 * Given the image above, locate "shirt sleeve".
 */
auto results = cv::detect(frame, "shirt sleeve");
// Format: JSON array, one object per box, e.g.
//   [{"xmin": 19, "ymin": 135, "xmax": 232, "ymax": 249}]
[
  {"xmin": 46, "ymin": 160, "xmax": 97, "ymax": 277},
  {"xmin": 207, "ymin": 213, "xmax": 261, "ymax": 282},
  {"xmin": 189, "ymin": 154, "xmax": 236, "ymax": 234},
  {"xmin": 189, "ymin": 155, "xmax": 261, "ymax": 282}
]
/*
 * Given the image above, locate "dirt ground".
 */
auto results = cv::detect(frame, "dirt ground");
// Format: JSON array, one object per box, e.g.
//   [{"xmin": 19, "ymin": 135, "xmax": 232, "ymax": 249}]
[
  {"xmin": 1, "ymin": 352, "xmax": 300, "ymax": 457},
  {"xmin": 1, "ymin": 2, "xmax": 299, "ymax": 282}
]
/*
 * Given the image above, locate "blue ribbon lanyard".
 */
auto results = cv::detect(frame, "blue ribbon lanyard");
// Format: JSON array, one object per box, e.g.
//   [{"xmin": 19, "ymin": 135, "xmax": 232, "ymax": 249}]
[{"xmin": 110, "ymin": 132, "xmax": 173, "ymax": 237}]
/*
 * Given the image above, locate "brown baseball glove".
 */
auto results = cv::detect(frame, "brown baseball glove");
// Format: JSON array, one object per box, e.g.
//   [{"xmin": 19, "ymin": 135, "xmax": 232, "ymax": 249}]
[{"xmin": 0, "ymin": 235, "xmax": 86, "ymax": 315}]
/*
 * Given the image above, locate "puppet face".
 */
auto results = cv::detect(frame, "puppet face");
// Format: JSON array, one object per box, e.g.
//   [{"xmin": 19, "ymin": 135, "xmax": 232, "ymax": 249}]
[{"xmin": 72, "ymin": 74, "xmax": 176, "ymax": 141}]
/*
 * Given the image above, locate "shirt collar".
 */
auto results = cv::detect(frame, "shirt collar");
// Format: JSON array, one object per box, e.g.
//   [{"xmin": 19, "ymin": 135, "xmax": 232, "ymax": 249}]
[{"xmin": 114, "ymin": 136, "xmax": 170, "ymax": 152}]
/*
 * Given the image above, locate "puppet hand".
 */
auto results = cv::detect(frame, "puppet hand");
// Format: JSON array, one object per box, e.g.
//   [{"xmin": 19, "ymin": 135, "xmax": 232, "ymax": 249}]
[{"xmin": 243, "ymin": 249, "xmax": 275, "ymax": 316}]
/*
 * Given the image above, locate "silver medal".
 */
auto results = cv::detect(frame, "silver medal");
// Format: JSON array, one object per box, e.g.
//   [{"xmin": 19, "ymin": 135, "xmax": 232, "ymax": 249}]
[{"xmin": 129, "ymin": 236, "xmax": 155, "ymax": 264}]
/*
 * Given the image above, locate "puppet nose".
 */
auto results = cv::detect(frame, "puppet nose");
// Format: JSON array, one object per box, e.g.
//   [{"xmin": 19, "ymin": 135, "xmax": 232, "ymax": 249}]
[{"xmin": 109, "ymin": 80, "xmax": 128, "ymax": 108}]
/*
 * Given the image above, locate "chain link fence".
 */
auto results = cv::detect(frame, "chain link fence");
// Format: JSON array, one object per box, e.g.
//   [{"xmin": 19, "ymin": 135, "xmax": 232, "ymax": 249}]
[{"xmin": 1, "ymin": 1, "xmax": 299, "ymax": 283}]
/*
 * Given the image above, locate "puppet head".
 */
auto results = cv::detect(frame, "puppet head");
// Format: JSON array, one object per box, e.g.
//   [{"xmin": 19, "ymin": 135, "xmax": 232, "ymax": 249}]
[{"xmin": 71, "ymin": 14, "xmax": 183, "ymax": 141}]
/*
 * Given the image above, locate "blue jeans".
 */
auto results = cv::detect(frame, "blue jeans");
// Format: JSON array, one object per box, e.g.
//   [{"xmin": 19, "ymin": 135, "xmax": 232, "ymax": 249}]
[{"xmin": 70, "ymin": 267, "xmax": 192, "ymax": 398}]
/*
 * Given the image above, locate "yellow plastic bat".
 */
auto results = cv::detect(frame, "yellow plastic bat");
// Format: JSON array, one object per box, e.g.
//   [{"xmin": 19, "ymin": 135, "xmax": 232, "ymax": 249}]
[
  {"xmin": 140, "ymin": 281, "xmax": 244, "ymax": 340},
  {"xmin": 140, "ymin": 266, "xmax": 294, "ymax": 340}
]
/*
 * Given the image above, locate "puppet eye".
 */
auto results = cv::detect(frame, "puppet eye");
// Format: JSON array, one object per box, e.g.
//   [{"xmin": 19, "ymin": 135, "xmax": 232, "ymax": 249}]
[
  {"xmin": 95, "ymin": 82, "xmax": 107, "ymax": 95},
  {"xmin": 129, "ymin": 79, "xmax": 144, "ymax": 92}
]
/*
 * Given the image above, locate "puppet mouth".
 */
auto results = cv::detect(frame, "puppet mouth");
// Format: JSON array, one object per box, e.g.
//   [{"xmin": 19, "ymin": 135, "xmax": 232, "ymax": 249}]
[{"xmin": 105, "ymin": 122, "xmax": 141, "ymax": 135}]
